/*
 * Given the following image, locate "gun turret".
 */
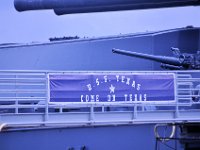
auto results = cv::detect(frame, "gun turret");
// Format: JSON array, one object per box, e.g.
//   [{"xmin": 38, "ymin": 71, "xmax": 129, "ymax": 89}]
[
  {"xmin": 14, "ymin": 0, "xmax": 200, "ymax": 15},
  {"xmin": 112, "ymin": 48, "xmax": 200, "ymax": 70}
]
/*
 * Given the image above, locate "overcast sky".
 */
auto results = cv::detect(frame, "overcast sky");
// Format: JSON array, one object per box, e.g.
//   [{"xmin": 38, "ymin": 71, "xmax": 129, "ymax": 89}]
[{"xmin": 0, "ymin": 0, "xmax": 200, "ymax": 43}]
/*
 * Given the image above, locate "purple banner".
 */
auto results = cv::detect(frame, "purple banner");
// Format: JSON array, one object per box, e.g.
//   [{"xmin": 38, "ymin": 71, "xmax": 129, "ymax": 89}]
[{"xmin": 49, "ymin": 73, "xmax": 175, "ymax": 103}]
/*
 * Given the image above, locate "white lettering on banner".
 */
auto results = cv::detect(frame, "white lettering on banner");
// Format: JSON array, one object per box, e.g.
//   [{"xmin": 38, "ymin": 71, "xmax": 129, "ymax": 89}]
[
  {"xmin": 86, "ymin": 75, "xmax": 141, "ymax": 89},
  {"xmin": 132, "ymin": 81, "xmax": 135, "ymax": 88},
  {"xmin": 124, "ymin": 94, "xmax": 128, "ymax": 101},
  {"xmin": 134, "ymin": 94, "xmax": 137, "ymax": 101},
  {"xmin": 87, "ymin": 84, "xmax": 92, "ymax": 91},
  {"xmin": 129, "ymin": 94, "xmax": 133, "ymax": 101},
  {"xmin": 124, "ymin": 94, "xmax": 147, "ymax": 101},
  {"xmin": 116, "ymin": 75, "xmax": 120, "ymax": 82},
  {"xmin": 96, "ymin": 78, "xmax": 99, "ymax": 86},
  {"xmin": 81, "ymin": 95, "xmax": 100, "ymax": 102},
  {"xmin": 80, "ymin": 94, "xmax": 147, "ymax": 102},
  {"xmin": 137, "ymin": 84, "xmax": 141, "ymax": 91},
  {"xmin": 82, "ymin": 75, "xmax": 148, "ymax": 102},
  {"xmin": 96, "ymin": 95, "xmax": 99, "ymax": 102},
  {"xmin": 126, "ymin": 78, "xmax": 130, "ymax": 85},
  {"xmin": 107, "ymin": 95, "xmax": 116, "ymax": 102},
  {"xmin": 144, "ymin": 94, "xmax": 147, "ymax": 101},
  {"xmin": 104, "ymin": 75, "xmax": 108, "ymax": 83},
  {"xmin": 121, "ymin": 76, "xmax": 125, "ymax": 83}
]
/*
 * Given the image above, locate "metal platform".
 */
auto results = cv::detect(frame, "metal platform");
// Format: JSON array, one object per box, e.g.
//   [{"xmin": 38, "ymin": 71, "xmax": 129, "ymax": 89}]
[{"xmin": 0, "ymin": 70, "xmax": 199, "ymax": 130}]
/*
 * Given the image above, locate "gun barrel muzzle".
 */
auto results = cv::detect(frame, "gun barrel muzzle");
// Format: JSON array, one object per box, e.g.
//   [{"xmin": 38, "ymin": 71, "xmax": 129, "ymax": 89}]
[{"xmin": 112, "ymin": 48, "xmax": 183, "ymax": 66}]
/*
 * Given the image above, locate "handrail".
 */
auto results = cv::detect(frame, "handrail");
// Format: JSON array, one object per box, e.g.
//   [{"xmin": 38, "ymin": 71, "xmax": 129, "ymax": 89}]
[{"xmin": 0, "ymin": 70, "xmax": 199, "ymax": 130}]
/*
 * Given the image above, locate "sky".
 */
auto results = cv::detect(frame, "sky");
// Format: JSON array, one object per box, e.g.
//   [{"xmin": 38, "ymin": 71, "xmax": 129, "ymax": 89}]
[{"xmin": 0, "ymin": 0, "xmax": 200, "ymax": 43}]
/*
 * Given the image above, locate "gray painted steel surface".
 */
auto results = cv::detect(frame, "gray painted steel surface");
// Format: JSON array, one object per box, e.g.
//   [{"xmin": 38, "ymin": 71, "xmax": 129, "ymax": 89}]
[
  {"xmin": 0, "ymin": 124, "xmax": 182, "ymax": 150},
  {"xmin": 14, "ymin": 0, "xmax": 200, "ymax": 15},
  {"xmin": 0, "ymin": 27, "xmax": 199, "ymax": 71}
]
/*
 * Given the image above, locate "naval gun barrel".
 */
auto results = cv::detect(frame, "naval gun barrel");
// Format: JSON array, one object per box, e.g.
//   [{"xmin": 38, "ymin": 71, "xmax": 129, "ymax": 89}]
[
  {"xmin": 112, "ymin": 48, "xmax": 183, "ymax": 66},
  {"xmin": 14, "ymin": 0, "xmax": 200, "ymax": 15}
]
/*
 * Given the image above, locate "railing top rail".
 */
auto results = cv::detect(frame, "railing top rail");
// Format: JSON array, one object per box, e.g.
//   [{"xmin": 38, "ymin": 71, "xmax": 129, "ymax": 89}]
[{"xmin": 0, "ymin": 70, "xmax": 199, "ymax": 74}]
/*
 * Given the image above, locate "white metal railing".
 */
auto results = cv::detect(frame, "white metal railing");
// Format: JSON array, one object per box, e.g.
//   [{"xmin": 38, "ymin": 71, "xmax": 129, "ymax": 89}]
[{"xmin": 0, "ymin": 70, "xmax": 199, "ymax": 130}]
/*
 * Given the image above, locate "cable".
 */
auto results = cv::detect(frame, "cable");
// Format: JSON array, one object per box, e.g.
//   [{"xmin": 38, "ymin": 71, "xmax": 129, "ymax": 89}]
[{"xmin": 160, "ymin": 141, "xmax": 176, "ymax": 150}]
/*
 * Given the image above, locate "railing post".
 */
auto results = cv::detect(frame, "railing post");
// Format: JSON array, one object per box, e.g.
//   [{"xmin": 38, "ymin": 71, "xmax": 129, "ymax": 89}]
[
  {"xmin": 15, "ymin": 74, "xmax": 18, "ymax": 114},
  {"xmin": 102, "ymin": 106, "xmax": 105, "ymax": 112},
  {"xmin": 45, "ymin": 73, "xmax": 49, "ymax": 122},
  {"xmin": 15, "ymin": 100, "xmax": 19, "ymax": 114},
  {"xmin": 90, "ymin": 104, "xmax": 94, "ymax": 124},
  {"xmin": 133, "ymin": 103, "xmax": 137, "ymax": 121},
  {"xmin": 175, "ymin": 73, "xmax": 179, "ymax": 118}
]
